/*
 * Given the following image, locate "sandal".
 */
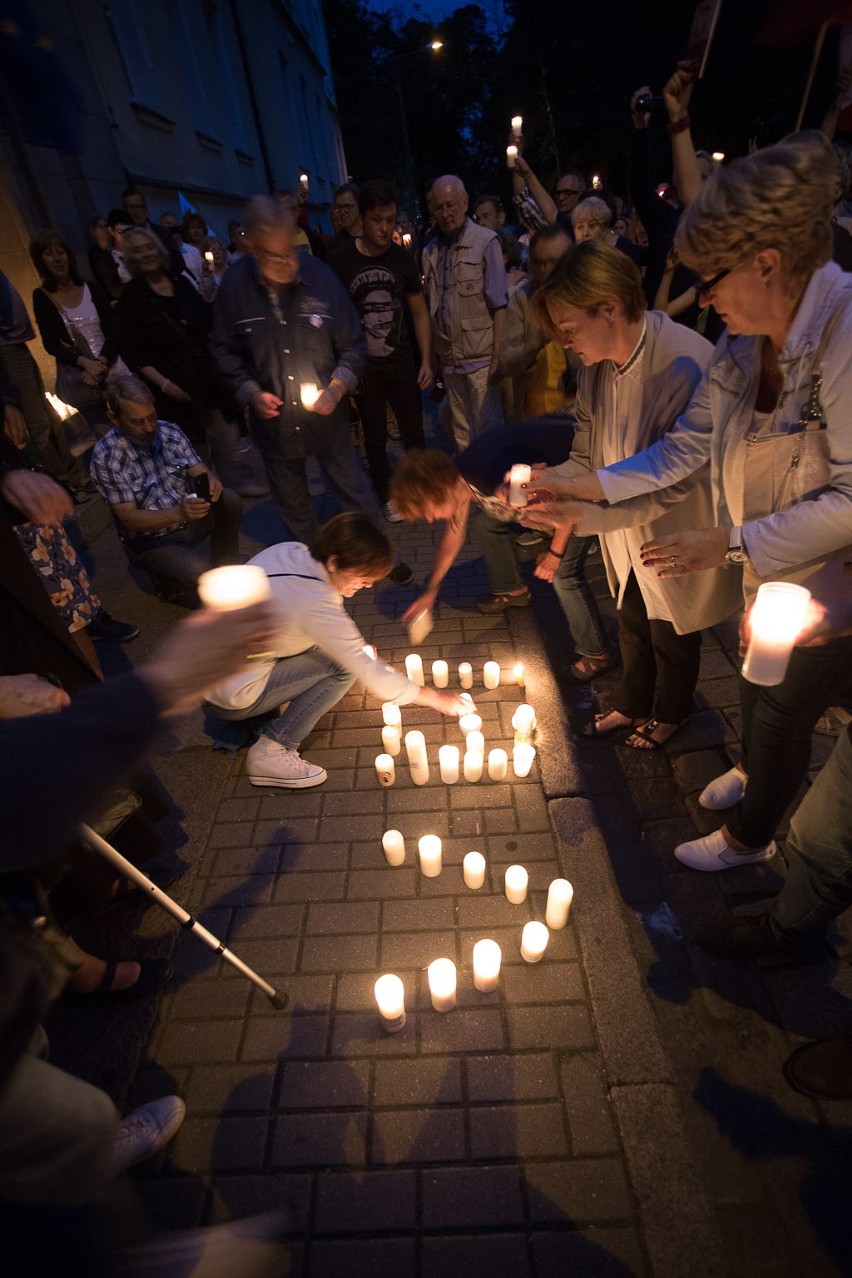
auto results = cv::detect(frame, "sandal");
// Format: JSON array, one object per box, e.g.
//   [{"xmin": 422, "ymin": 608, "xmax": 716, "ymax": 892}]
[
  {"xmin": 582, "ymin": 711, "xmax": 647, "ymax": 738},
  {"xmin": 64, "ymin": 958, "xmax": 172, "ymax": 1001},
  {"xmin": 625, "ymin": 718, "xmax": 686, "ymax": 751},
  {"xmin": 477, "ymin": 589, "xmax": 532, "ymax": 615},
  {"xmin": 570, "ymin": 653, "xmax": 613, "ymax": 683}
]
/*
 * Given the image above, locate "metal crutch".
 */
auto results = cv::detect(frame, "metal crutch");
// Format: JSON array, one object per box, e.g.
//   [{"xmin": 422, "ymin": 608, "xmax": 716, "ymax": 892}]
[{"xmin": 81, "ymin": 823, "xmax": 288, "ymax": 1010}]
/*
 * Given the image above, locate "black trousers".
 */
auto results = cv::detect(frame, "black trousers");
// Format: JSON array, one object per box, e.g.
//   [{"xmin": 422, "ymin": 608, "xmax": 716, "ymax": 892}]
[
  {"xmin": 614, "ymin": 570, "xmax": 701, "ymax": 723},
  {"xmin": 355, "ymin": 367, "xmax": 424, "ymax": 502}
]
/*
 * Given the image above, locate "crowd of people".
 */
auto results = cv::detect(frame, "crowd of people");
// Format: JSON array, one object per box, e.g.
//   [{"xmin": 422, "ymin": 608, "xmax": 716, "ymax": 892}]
[{"xmin": 2, "ymin": 55, "xmax": 852, "ymax": 1276}]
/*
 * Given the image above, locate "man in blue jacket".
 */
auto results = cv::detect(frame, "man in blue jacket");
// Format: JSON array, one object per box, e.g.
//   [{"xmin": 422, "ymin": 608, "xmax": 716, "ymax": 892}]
[{"xmin": 210, "ymin": 196, "xmax": 410, "ymax": 583}]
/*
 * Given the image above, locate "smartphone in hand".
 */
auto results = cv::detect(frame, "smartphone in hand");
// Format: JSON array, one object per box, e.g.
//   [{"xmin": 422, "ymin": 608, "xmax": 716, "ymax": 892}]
[{"xmin": 193, "ymin": 472, "xmax": 211, "ymax": 502}]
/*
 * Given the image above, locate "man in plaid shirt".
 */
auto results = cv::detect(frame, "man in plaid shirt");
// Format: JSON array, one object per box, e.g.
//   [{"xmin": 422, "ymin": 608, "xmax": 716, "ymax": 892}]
[{"xmin": 91, "ymin": 374, "xmax": 241, "ymax": 602}]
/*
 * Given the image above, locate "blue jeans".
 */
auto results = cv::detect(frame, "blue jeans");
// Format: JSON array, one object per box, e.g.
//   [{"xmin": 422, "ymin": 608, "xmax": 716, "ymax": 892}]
[
  {"xmin": 550, "ymin": 533, "xmax": 609, "ymax": 658},
  {"xmin": 212, "ymin": 647, "xmax": 355, "ymax": 748},
  {"xmin": 769, "ymin": 727, "xmax": 852, "ymax": 941}
]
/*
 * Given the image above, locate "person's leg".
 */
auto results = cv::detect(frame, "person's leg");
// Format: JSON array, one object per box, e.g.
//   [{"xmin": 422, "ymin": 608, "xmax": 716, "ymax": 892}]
[
  {"xmin": 647, "ymin": 620, "xmax": 701, "ymax": 724},
  {"xmin": 726, "ymin": 635, "xmax": 852, "ymax": 848},
  {"xmin": 443, "ymin": 370, "xmax": 472, "ymax": 451},
  {"xmin": 767, "ymin": 727, "xmax": 852, "ymax": 941},
  {"xmin": 130, "ymin": 534, "xmax": 212, "ymax": 590},
  {"xmin": 385, "ymin": 372, "xmax": 425, "ymax": 450},
  {"xmin": 354, "ymin": 381, "xmax": 392, "ymax": 503},
  {"xmin": 612, "ymin": 570, "xmax": 656, "ymax": 719},
  {"xmin": 257, "ymin": 452, "xmax": 319, "ymax": 543},
  {"xmin": 467, "ymin": 364, "xmax": 504, "ymax": 439},
  {"xmin": 471, "ymin": 508, "xmax": 524, "ymax": 594},
  {"xmin": 551, "ymin": 533, "xmax": 609, "ymax": 659},
  {"xmin": 204, "ymin": 408, "xmax": 264, "ymax": 495},
  {"xmin": 214, "ymin": 647, "xmax": 356, "ymax": 747},
  {"xmin": 203, "ymin": 488, "xmax": 242, "ymax": 566},
  {"xmin": 319, "ymin": 440, "xmax": 385, "ymax": 532}
]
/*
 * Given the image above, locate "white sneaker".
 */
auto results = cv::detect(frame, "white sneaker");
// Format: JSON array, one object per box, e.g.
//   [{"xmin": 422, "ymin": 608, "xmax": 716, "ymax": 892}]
[
  {"xmin": 383, "ymin": 500, "xmax": 404, "ymax": 523},
  {"xmin": 113, "ymin": 1095, "xmax": 186, "ymax": 1174},
  {"xmin": 699, "ymin": 765, "xmax": 748, "ymax": 810},
  {"xmin": 675, "ymin": 827, "xmax": 776, "ymax": 872},
  {"xmin": 246, "ymin": 737, "xmax": 327, "ymax": 788}
]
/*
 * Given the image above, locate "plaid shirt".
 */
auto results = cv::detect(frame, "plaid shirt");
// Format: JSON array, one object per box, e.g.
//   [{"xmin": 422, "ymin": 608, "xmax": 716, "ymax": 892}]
[{"xmin": 90, "ymin": 420, "xmax": 200, "ymax": 539}]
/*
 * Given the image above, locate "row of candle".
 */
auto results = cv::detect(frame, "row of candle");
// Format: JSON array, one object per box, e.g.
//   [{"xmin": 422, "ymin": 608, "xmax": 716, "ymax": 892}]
[
  {"xmin": 404, "ymin": 656, "xmax": 510, "ymax": 690},
  {"xmin": 375, "ymin": 742, "xmax": 535, "ymax": 786}
]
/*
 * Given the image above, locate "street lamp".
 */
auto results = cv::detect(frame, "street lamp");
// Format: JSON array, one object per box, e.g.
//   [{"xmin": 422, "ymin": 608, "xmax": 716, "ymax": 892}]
[{"xmin": 393, "ymin": 38, "xmax": 443, "ymax": 218}]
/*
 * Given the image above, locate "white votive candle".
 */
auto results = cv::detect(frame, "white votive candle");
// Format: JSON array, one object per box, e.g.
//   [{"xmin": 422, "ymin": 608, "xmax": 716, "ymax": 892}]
[
  {"xmin": 300, "ymin": 382, "xmax": 319, "ymax": 408},
  {"xmin": 382, "ymin": 702, "xmax": 402, "ymax": 728},
  {"xmin": 520, "ymin": 921, "xmax": 549, "ymax": 963},
  {"xmin": 545, "ymin": 878, "xmax": 574, "ymax": 929},
  {"xmin": 463, "ymin": 851, "xmax": 486, "ymax": 889},
  {"xmin": 374, "ymin": 974, "xmax": 406, "ymax": 1032},
  {"xmin": 504, "ymin": 864, "xmax": 528, "ymax": 904},
  {"xmin": 512, "ymin": 704, "xmax": 536, "ymax": 735},
  {"xmin": 458, "ymin": 662, "xmax": 473, "ymax": 689},
  {"xmin": 405, "ymin": 654, "xmax": 425, "ymax": 686},
  {"xmin": 428, "ymin": 957, "xmax": 457, "ymax": 1012},
  {"xmin": 459, "ymin": 713, "xmax": 483, "ymax": 738},
  {"xmin": 375, "ymin": 753, "xmax": 395, "ymax": 787},
  {"xmin": 513, "ymin": 661, "xmax": 525, "ymax": 688},
  {"xmin": 466, "ymin": 730, "xmax": 485, "ymax": 757},
  {"xmin": 513, "ymin": 743, "xmax": 536, "ymax": 778},
  {"xmin": 197, "ymin": 565, "xmax": 270, "ymax": 611},
  {"xmin": 382, "ymin": 725, "xmax": 401, "ymax": 756},
  {"xmin": 204, "ymin": 250, "xmax": 214, "ymax": 264},
  {"xmin": 506, "ymin": 144, "xmax": 518, "ymax": 168},
  {"xmin": 463, "ymin": 751, "xmax": 484, "ymax": 783},
  {"xmin": 382, "ymin": 830, "xmax": 406, "ymax": 866},
  {"xmin": 404, "ymin": 730, "xmax": 426, "ymax": 763},
  {"xmin": 742, "ymin": 582, "xmax": 812, "ymax": 687},
  {"xmin": 432, "ymin": 659, "xmax": 449, "ymax": 688},
  {"xmin": 509, "ymin": 463, "xmax": 532, "ymax": 506},
  {"xmin": 488, "ymin": 748, "xmax": 508, "ymax": 781},
  {"xmin": 511, "ymin": 115, "xmax": 523, "ymax": 132},
  {"xmin": 483, "ymin": 661, "xmax": 500, "ymax": 690},
  {"xmin": 439, "ymin": 744, "xmax": 460, "ymax": 784},
  {"xmin": 418, "ymin": 834, "xmax": 442, "ymax": 877},
  {"xmin": 472, "ymin": 938, "xmax": 502, "ymax": 992}
]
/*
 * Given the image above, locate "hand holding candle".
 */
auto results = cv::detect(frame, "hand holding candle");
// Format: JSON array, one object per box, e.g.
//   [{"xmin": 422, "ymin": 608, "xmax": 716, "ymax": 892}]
[
  {"xmin": 506, "ymin": 144, "xmax": 518, "ymax": 169},
  {"xmin": 198, "ymin": 565, "xmax": 271, "ymax": 611},
  {"xmin": 509, "ymin": 464, "xmax": 532, "ymax": 507},
  {"xmin": 300, "ymin": 382, "xmax": 320, "ymax": 409},
  {"xmin": 742, "ymin": 582, "xmax": 812, "ymax": 686}
]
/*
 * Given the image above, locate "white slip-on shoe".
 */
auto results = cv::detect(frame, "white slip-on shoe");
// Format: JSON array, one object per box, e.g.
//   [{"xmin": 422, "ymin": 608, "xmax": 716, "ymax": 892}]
[
  {"xmin": 675, "ymin": 828, "xmax": 776, "ymax": 872},
  {"xmin": 113, "ymin": 1096, "xmax": 186, "ymax": 1174},
  {"xmin": 699, "ymin": 765, "xmax": 748, "ymax": 810},
  {"xmin": 246, "ymin": 738, "xmax": 327, "ymax": 788}
]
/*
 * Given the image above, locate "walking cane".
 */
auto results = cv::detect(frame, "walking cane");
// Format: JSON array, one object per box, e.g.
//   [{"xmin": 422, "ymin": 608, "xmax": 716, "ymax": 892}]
[{"xmin": 81, "ymin": 824, "xmax": 288, "ymax": 1010}]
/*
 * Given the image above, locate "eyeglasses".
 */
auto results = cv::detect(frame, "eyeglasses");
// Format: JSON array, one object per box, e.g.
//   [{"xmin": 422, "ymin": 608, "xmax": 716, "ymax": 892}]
[
  {"xmin": 335, "ymin": 202, "xmax": 357, "ymax": 212},
  {"xmin": 555, "ymin": 186, "xmax": 582, "ymax": 198},
  {"xmin": 696, "ymin": 266, "xmax": 731, "ymax": 300}
]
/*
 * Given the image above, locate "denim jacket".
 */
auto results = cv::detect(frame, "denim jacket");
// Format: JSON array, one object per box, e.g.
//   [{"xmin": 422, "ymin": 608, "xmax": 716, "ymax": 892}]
[
  {"xmin": 210, "ymin": 253, "xmax": 365, "ymax": 459},
  {"xmin": 597, "ymin": 262, "xmax": 852, "ymax": 598}
]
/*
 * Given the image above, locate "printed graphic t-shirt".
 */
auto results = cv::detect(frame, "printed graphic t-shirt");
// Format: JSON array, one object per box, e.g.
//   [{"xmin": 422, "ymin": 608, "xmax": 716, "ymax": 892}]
[{"xmin": 331, "ymin": 239, "xmax": 422, "ymax": 378}]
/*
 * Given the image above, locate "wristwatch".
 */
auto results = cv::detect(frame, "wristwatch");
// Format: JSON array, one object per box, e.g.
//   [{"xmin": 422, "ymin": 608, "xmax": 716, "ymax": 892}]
[{"xmin": 725, "ymin": 526, "xmax": 750, "ymax": 565}]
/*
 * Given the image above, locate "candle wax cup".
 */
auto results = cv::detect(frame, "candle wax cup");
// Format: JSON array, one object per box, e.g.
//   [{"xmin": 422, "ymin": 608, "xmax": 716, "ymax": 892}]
[
  {"xmin": 466, "ymin": 731, "xmax": 485, "ymax": 757},
  {"xmin": 483, "ymin": 662, "xmax": 500, "ymax": 690},
  {"xmin": 382, "ymin": 830, "xmax": 406, "ymax": 866},
  {"xmin": 488, "ymin": 748, "xmax": 508, "ymax": 781},
  {"xmin": 459, "ymin": 713, "xmax": 482, "ymax": 737},
  {"xmin": 405, "ymin": 654, "xmax": 425, "ymax": 686},
  {"xmin": 463, "ymin": 851, "xmax": 486, "ymax": 889},
  {"xmin": 508, "ymin": 464, "xmax": 532, "ymax": 507},
  {"xmin": 375, "ymin": 753, "xmax": 395, "ymax": 786},
  {"xmin": 300, "ymin": 382, "xmax": 319, "ymax": 408},
  {"xmin": 463, "ymin": 751, "xmax": 483, "ymax": 782},
  {"xmin": 458, "ymin": 662, "xmax": 474, "ymax": 689},
  {"xmin": 513, "ymin": 744, "xmax": 536, "ymax": 778},
  {"xmin": 438, "ymin": 745, "xmax": 460, "ymax": 784},
  {"xmin": 197, "ymin": 565, "xmax": 271, "ymax": 611},
  {"xmin": 418, "ymin": 834, "xmax": 442, "ymax": 877},
  {"xmin": 545, "ymin": 878, "xmax": 574, "ymax": 929},
  {"xmin": 472, "ymin": 939, "xmax": 501, "ymax": 992},
  {"xmin": 382, "ymin": 726, "xmax": 401, "ymax": 756},
  {"xmin": 432, "ymin": 660, "xmax": 449, "ymax": 688},
  {"xmin": 428, "ymin": 957, "xmax": 457, "ymax": 1012},
  {"xmin": 520, "ymin": 921, "xmax": 549, "ymax": 963},
  {"xmin": 504, "ymin": 864, "xmax": 528, "ymax": 904},
  {"xmin": 742, "ymin": 582, "xmax": 811, "ymax": 687},
  {"xmin": 374, "ymin": 974, "xmax": 406, "ymax": 1032},
  {"xmin": 382, "ymin": 702, "xmax": 402, "ymax": 727}
]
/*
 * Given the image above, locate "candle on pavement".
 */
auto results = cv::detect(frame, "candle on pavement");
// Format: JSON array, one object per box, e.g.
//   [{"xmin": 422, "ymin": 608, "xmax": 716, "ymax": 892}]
[
  {"xmin": 463, "ymin": 751, "xmax": 484, "ymax": 782},
  {"xmin": 472, "ymin": 939, "xmax": 502, "ymax": 992},
  {"xmin": 432, "ymin": 660, "xmax": 449, "ymax": 688},
  {"xmin": 545, "ymin": 878, "xmax": 574, "ymax": 929},
  {"xmin": 382, "ymin": 702, "xmax": 402, "ymax": 728},
  {"xmin": 418, "ymin": 834, "xmax": 442, "ymax": 877},
  {"xmin": 439, "ymin": 744, "xmax": 460, "ymax": 784},
  {"xmin": 458, "ymin": 662, "xmax": 473, "ymax": 689},
  {"xmin": 405, "ymin": 654, "xmax": 425, "ymax": 686},
  {"xmin": 483, "ymin": 661, "xmax": 500, "ymax": 690},
  {"xmin": 513, "ymin": 743, "xmax": 536, "ymax": 778},
  {"xmin": 520, "ymin": 921, "xmax": 549, "ymax": 963},
  {"xmin": 466, "ymin": 730, "xmax": 485, "ymax": 757},
  {"xmin": 382, "ymin": 830, "xmax": 406, "ymax": 866},
  {"xmin": 375, "ymin": 753, "xmax": 395, "ymax": 786},
  {"xmin": 382, "ymin": 725, "xmax": 401, "ymax": 756},
  {"xmin": 375, "ymin": 974, "xmax": 406, "ymax": 1032},
  {"xmin": 459, "ymin": 713, "xmax": 483, "ymax": 738},
  {"xmin": 463, "ymin": 850, "xmax": 486, "ymax": 889},
  {"xmin": 488, "ymin": 748, "xmax": 508, "ymax": 781},
  {"xmin": 504, "ymin": 864, "xmax": 528, "ymax": 904},
  {"xmin": 428, "ymin": 958, "xmax": 457, "ymax": 1012}
]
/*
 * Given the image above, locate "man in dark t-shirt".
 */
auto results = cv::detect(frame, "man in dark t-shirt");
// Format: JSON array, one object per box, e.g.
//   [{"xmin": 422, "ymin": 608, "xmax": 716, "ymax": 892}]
[{"xmin": 331, "ymin": 180, "xmax": 433, "ymax": 520}]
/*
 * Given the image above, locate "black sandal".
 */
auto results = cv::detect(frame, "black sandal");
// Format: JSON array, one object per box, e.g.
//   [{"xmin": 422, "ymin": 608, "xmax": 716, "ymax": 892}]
[
  {"xmin": 570, "ymin": 653, "xmax": 613, "ymax": 683},
  {"xmin": 625, "ymin": 718, "xmax": 686, "ymax": 751},
  {"xmin": 64, "ymin": 958, "xmax": 172, "ymax": 1001},
  {"xmin": 582, "ymin": 711, "xmax": 645, "ymax": 738}
]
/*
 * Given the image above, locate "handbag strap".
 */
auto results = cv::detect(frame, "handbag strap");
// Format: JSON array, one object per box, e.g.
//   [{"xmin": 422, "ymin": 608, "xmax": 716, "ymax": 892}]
[{"xmin": 788, "ymin": 290, "xmax": 852, "ymax": 470}]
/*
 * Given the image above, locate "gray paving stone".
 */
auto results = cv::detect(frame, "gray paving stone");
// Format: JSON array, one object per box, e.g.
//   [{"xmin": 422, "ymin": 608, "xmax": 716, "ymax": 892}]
[
  {"xmin": 254, "ymin": 816, "xmax": 321, "ymax": 846},
  {"xmin": 306, "ymin": 901, "xmax": 380, "ymax": 935},
  {"xmin": 506, "ymin": 1004, "xmax": 596, "ymax": 1051},
  {"xmin": 158, "ymin": 1019, "xmax": 245, "ymax": 1066},
  {"xmin": 229, "ymin": 903, "xmax": 305, "ymax": 938},
  {"xmin": 278, "ymin": 1059, "xmax": 369, "ymax": 1109},
  {"xmin": 470, "ymin": 1100, "xmax": 570, "ymax": 1159},
  {"xmin": 207, "ymin": 822, "xmax": 256, "ymax": 849},
  {"xmin": 381, "ymin": 897, "xmax": 457, "ymax": 930},
  {"xmin": 419, "ymin": 1007, "xmax": 506, "ymax": 1054},
  {"xmin": 300, "ymin": 933, "xmax": 379, "ymax": 972},
  {"xmin": 272, "ymin": 871, "xmax": 347, "ymax": 903},
  {"xmin": 192, "ymin": 875, "xmax": 277, "ymax": 909},
  {"xmin": 531, "ymin": 1227, "xmax": 649, "ymax": 1277},
  {"xmin": 308, "ymin": 1238, "xmax": 416, "ymax": 1278},
  {"xmin": 183, "ymin": 1064, "xmax": 275, "ymax": 1114},
  {"xmin": 170, "ymin": 1115, "xmax": 269, "ymax": 1173},
  {"xmin": 525, "ymin": 1156, "xmax": 634, "ymax": 1223},
  {"xmin": 374, "ymin": 1056, "xmax": 463, "ymax": 1106},
  {"xmin": 278, "ymin": 843, "xmax": 351, "ymax": 872},
  {"xmin": 168, "ymin": 976, "xmax": 251, "ymax": 1022},
  {"xmin": 380, "ymin": 929, "xmax": 458, "ymax": 969},
  {"xmin": 313, "ymin": 1169, "xmax": 417, "ymax": 1234},
  {"xmin": 560, "ymin": 1051, "xmax": 620, "ymax": 1156},
  {"xmin": 421, "ymin": 1233, "xmax": 531, "ymax": 1278},
  {"xmin": 330, "ymin": 1012, "xmax": 415, "ymax": 1057},
  {"xmin": 219, "ymin": 936, "xmax": 299, "ymax": 975},
  {"xmin": 371, "ymin": 1105, "xmax": 466, "ymax": 1164},
  {"xmin": 457, "ymin": 895, "xmax": 533, "ymax": 928},
  {"xmin": 347, "ymin": 868, "xmax": 418, "ymax": 898},
  {"xmin": 466, "ymin": 1052, "xmax": 560, "ymax": 1102},
  {"xmin": 206, "ymin": 1172, "xmax": 311, "ymax": 1230},
  {"xmin": 205, "ymin": 846, "xmax": 281, "ymax": 878},
  {"xmin": 270, "ymin": 1111, "xmax": 368, "ymax": 1168},
  {"xmin": 422, "ymin": 1164, "xmax": 526, "ymax": 1228},
  {"xmin": 241, "ymin": 1013, "xmax": 330, "ymax": 1062},
  {"xmin": 320, "ymin": 790, "xmax": 387, "ymax": 816},
  {"xmin": 502, "ymin": 961, "xmax": 584, "ymax": 1004},
  {"xmin": 214, "ymin": 797, "xmax": 262, "ymax": 824},
  {"xmin": 249, "ymin": 973, "xmax": 334, "ymax": 1016}
]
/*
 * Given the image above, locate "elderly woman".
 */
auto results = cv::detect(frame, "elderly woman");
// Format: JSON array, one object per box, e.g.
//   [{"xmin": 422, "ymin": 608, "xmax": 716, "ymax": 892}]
[
  {"xmin": 529, "ymin": 132, "xmax": 852, "ymax": 871},
  {"xmin": 522, "ymin": 240, "xmax": 741, "ymax": 747},
  {"xmin": 206, "ymin": 513, "xmax": 468, "ymax": 787}
]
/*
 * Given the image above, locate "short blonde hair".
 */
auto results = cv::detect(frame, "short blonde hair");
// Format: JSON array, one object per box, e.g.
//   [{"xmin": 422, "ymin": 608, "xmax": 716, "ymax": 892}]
[
  {"xmin": 530, "ymin": 240, "xmax": 646, "ymax": 340},
  {"xmin": 122, "ymin": 227, "xmax": 169, "ymax": 275},
  {"xmin": 571, "ymin": 197, "xmax": 612, "ymax": 230},
  {"xmin": 389, "ymin": 449, "xmax": 460, "ymax": 519},
  {"xmin": 675, "ymin": 130, "xmax": 835, "ymax": 289}
]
